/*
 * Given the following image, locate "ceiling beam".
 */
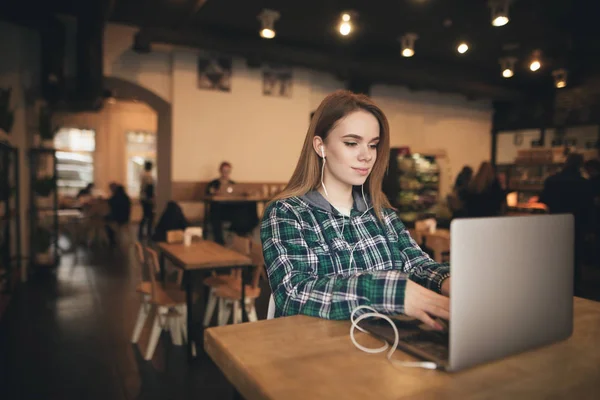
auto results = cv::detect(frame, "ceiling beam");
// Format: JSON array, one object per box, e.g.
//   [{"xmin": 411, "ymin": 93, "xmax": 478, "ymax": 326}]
[{"xmin": 137, "ymin": 26, "xmax": 526, "ymax": 101}]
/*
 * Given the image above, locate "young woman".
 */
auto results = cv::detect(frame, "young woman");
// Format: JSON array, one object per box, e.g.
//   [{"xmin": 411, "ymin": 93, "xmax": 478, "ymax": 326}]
[{"xmin": 260, "ymin": 90, "xmax": 450, "ymax": 330}]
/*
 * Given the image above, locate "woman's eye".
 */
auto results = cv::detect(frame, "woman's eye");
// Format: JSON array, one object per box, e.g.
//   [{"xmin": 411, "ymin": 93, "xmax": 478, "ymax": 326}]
[
  {"xmin": 369, "ymin": 143, "xmax": 379, "ymax": 149},
  {"xmin": 344, "ymin": 142, "xmax": 358, "ymax": 147}
]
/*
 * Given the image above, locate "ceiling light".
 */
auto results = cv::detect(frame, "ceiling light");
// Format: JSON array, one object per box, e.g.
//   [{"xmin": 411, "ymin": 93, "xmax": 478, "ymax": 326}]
[
  {"xmin": 260, "ymin": 28, "xmax": 275, "ymax": 39},
  {"xmin": 489, "ymin": 0, "xmax": 510, "ymax": 27},
  {"xmin": 339, "ymin": 21, "xmax": 352, "ymax": 36},
  {"xmin": 338, "ymin": 12, "xmax": 355, "ymax": 36},
  {"xmin": 257, "ymin": 9, "xmax": 280, "ymax": 39},
  {"xmin": 457, "ymin": 42, "xmax": 469, "ymax": 54},
  {"xmin": 529, "ymin": 50, "xmax": 542, "ymax": 71},
  {"xmin": 499, "ymin": 56, "xmax": 517, "ymax": 78},
  {"xmin": 399, "ymin": 33, "xmax": 419, "ymax": 58},
  {"xmin": 553, "ymin": 69, "xmax": 567, "ymax": 88}
]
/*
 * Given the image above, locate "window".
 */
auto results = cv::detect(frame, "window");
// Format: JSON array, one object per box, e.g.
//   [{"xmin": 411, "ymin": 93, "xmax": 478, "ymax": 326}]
[
  {"xmin": 126, "ymin": 131, "xmax": 157, "ymax": 198},
  {"xmin": 54, "ymin": 128, "xmax": 95, "ymax": 197}
]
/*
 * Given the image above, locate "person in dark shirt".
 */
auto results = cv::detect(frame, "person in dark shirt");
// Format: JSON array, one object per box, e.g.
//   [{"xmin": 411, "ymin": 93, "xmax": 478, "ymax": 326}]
[
  {"xmin": 464, "ymin": 161, "xmax": 506, "ymax": 218},
  {"xmin": 206, "ymin": 162, "xmax": 236, "ymax": 244},
  {"xmin": 205, "ymin": 161, "xmax": 258, "ymax": 243},
  {"xmin": 450, "ymin": 166, "xmax": 473, "ymax": 218},
  {"xmin": 105, "ymin": 183, "xmax": 131, "ymax": 247},
  {"xmin": 152, "ymin": 201, "xmax": 189, "ymax": 242},
  {"xmin": 206, "ymin": 161, "xmax": 235, "ymax": 195},
  {"xmin": 76, "ymin": 183, "xmax": 94, "ymax": 199},
  {"xmin": 138, "ymin": 161, "xmax": 155, "ymax": 240},
  {"xmin": 540, "ymin": 153, "xmax": 593, "ymax": 296}
]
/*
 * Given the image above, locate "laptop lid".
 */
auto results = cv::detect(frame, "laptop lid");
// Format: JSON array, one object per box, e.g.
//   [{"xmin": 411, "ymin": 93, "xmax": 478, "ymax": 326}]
[{"xmin": 448, "ymin": 214, "xmax": 574, "ymax": 372}]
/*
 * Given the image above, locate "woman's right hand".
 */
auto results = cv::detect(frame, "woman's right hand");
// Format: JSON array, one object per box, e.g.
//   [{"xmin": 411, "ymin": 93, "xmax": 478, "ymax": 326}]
[{"xmin": 403, "ymin": 279, "xmax": 450, "ymax": 330}]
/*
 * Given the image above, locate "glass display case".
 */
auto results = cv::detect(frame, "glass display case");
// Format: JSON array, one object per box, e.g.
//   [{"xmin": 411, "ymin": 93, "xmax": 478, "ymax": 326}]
[{"xmin": 383, "ymin": 148, "xmax": 440, "ymax": 225}]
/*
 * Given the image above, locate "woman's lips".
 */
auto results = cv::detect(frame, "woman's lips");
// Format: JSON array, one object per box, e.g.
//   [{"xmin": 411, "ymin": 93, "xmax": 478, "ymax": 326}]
[{"xmin": 352, "ymin": 167, "xmax": 370, "ymax": 176}]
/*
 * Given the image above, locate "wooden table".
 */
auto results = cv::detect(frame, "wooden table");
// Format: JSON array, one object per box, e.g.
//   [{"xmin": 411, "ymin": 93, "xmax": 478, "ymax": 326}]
[
  {"xmin": 157, "ymin": 240, "xmax": 253, "ymax": 360},
  {"xmin": 205, "ymin": 297, "xmax": 600, "ymax": 400}
]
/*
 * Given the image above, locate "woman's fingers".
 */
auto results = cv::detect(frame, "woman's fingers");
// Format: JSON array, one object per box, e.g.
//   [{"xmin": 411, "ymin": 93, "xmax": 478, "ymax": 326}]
[
  {"xmin": 404, "ymin": 280, "xmax": 450, "ymax": 330},
  {"xmin": 415, "ymin": 310, "xmax": 442, "ymax": 330},
  {"xmin": 423, "ymin": 303, "xmax": 450, "ymax": 320}
]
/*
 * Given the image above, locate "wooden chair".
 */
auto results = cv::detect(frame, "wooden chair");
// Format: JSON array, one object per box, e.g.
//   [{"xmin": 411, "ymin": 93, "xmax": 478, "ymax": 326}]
[
  {"xmin": 131, "ymin": 241, "xmax": 182, "ymax": 344},
  {"xmin": 202, "ymin": 235, "xmax": 251, "ymax": 327},
  {"xmin": 422, "ymin": 233, "xmax": 450, "ymax": 263},
  {"xmin": 142, "ymin": 247, "xmax": 189, "ymax": 361},
  {"xmin": 214, "ymin": 241, "xmax": 265, "ymax": 324}
]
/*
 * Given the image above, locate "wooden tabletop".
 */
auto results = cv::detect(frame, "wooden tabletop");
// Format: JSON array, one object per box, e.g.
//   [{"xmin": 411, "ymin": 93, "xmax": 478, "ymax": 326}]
[
  {"xmin": 205, "ymin": 297, "xmax": 600, "ymax": 400},
  {"xmin": 157, "ymin": 240, "xmax": 252, "ymax": 270}
]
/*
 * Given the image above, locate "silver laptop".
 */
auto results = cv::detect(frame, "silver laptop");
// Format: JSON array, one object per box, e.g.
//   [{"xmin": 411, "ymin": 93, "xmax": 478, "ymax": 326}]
[{"xmin": 360, "ymin": 214, "xmax": 574, "ymax": 372}]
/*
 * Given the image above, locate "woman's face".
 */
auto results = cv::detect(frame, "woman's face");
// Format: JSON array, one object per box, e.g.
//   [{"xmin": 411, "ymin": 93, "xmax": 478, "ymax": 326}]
[{"xmin": 317, "ymin": 110, "xmax": 380, "ymax": 188}]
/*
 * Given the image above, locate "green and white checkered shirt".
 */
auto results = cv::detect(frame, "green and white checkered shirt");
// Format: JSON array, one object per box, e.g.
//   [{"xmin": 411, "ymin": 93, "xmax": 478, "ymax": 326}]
[{"xmin": 260, "ymin": 191, "xmax": 450, "ymax": 320}]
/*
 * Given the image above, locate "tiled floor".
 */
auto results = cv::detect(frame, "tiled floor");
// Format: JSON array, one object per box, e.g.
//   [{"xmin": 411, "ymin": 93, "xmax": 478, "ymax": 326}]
[{"xmin": 0, "ymin": 242, "xmax": 271, "ymax": 400}]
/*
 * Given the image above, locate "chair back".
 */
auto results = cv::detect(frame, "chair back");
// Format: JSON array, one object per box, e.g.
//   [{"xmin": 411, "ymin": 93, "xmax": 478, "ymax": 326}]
[
  {"xmin": 249, "ymin": 241, "xmax": 265, "ymax": 289},
  {"xmin": 267, "ymin": 295, "xmax": 276, "ymax": 320},
  {"xmin": 134, "ymin": 241, "xmax": 145, "ymax": 265},
  {"xmin": 230, "ymin": 235, "xmax": 251, "ymax": 279},
  {"xmin": 143, "ymin": 246, "xmax": 161, "ymax": 300},
  {"xmin": 231, "ymin": 234, "xmax": 251, "ymax": 255}
]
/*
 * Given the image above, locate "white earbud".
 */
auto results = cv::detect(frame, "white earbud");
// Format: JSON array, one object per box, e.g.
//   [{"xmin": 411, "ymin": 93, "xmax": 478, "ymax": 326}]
[{"xmin": 320, "ymin": 145, "xmax": 325, "ymax": 158}]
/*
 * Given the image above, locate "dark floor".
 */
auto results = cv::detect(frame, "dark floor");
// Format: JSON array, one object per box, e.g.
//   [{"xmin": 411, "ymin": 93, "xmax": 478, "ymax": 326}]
[{"xmin": 0, "ymin": 241, "xmax": 272, "ymax": 400}]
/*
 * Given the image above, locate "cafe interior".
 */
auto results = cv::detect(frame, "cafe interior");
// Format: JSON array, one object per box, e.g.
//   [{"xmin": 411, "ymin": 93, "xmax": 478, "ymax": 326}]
[{"xmin": 1, "ymin": 0, "xmax": 600, "ymax": 398}]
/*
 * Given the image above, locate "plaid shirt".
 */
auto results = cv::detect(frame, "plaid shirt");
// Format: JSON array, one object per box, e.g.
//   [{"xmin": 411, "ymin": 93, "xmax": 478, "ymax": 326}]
[{"xmin": 260, "ymin": 192, "xmax": 450, "ymax": 320}]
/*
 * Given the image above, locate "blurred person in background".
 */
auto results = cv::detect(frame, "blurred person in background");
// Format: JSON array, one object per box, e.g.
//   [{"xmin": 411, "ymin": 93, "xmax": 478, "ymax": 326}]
[
  {"xmin": 106, "ymin": 183, "xmax": 131, "ymax": 247},
  {"xmin": 139, "ymin": 161, "xmax": 155, "ymax": 240},
  {"xmin": 540, "ymin": 153, "xmax": 593, "ymax": 295},
  {"xmin": 464, "ymin": 161, "xmax": 506, "ymax": 218},
  {"xmin": 448, "ymin": 165, "xmax": 473, "ymax": 218}
]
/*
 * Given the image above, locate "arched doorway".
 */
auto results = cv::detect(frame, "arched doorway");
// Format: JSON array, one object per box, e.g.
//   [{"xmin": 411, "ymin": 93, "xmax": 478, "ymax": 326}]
[{"xmin": 104, "ymin": 77, "xmax": 172, "ymax": 212}]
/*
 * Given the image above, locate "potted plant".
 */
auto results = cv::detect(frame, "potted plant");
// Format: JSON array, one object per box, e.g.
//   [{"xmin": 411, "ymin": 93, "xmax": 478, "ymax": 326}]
[
  {"xmin": 38, "ymin": 106, "xmax": 57, "ymax": 148},
  {"xmin": 0, "ymin": 87, "xmax": 14, "ymax": 143}
]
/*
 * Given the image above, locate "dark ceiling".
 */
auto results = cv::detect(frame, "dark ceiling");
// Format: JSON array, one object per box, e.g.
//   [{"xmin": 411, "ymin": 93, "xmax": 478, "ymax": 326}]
[{"xmin": 3, "ymin": 0, "xmax": 600, "ymax": 101}]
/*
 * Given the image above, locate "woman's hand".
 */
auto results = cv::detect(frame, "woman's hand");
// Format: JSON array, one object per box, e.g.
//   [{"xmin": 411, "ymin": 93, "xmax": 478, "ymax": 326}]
[
  {"xmin": 404, "ymin": 280, "xmax": 450, "ymax": 330},
  {"xmin": 441, "ymin": 277, "xmax": 451, "ymax": 296}
]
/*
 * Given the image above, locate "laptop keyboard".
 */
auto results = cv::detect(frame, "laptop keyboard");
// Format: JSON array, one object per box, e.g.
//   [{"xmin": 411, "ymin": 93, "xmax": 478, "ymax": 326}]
[
  {"xmin": 400, "ymin": 330, "xmax": 449, "ymax": 360},
  {"xmin": 359, "ymin": 318, "xmax": 450, "ymax": 362}
]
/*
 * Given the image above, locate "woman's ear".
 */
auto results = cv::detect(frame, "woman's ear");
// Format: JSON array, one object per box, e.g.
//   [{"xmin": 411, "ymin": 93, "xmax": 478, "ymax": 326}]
[{"xmin": 313, "ymin": 136, "xmax": 325, "ymax": 158}]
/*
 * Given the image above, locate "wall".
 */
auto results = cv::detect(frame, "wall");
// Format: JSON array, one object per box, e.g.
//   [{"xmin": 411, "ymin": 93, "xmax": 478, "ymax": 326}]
[
  {"xmin": 169, "ymin": 49, "xmax": 493, "ymax": 197},
  {"xmin": 172, "ymin": 52, "xmax": 312, "ymax": 182}
]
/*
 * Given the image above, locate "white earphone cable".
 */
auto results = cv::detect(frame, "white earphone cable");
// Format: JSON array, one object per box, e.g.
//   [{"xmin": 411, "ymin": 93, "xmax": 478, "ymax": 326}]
[
  {"xmin": 318, "ymin": 152, "xmax": 436, "ymax": 369},
  {"xmin": 350, "ymin": 306, "xmax": 438, "ymax": 370}
]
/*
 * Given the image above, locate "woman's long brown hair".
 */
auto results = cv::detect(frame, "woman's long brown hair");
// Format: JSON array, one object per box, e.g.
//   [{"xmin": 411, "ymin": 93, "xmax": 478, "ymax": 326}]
[
  {"xmin": 271, "ymin": 90, "xmax": 392, "ymax": 221},
  {"xmin": 468, "ymin": 161, "xmax": 497, "ymax": 194}
]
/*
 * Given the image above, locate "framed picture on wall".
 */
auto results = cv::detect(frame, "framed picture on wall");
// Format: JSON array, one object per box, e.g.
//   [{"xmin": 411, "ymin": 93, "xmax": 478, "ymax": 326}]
[
  {"xmin": 198, "ymin": 56, "xmax": 232, "ymax": 92},
  {"xmin": 263, "ymin": 65, "xmax": 292, "ymax": 97}
]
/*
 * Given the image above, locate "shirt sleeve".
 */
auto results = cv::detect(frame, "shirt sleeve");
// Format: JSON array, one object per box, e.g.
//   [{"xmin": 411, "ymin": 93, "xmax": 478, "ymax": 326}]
[
  {"xmin": 387, "ymin": 211, "xmax": 450, "ymax": 294},
  {"xmin": 260, "ymin": 202, "xmax": 408, "ymax": 320}
]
